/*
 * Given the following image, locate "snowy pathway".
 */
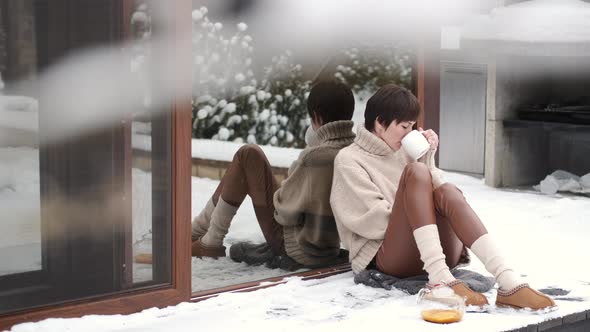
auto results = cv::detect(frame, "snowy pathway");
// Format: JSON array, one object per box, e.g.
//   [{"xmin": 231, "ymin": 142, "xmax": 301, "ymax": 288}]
[{"xmin": 9, "ymin": 172, "xmax": 590, "ymax": 332}]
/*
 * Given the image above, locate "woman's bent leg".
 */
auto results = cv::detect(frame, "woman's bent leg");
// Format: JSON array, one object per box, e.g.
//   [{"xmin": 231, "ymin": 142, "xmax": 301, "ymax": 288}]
[
  {"xmin": 434, "ymin": 184, "xmax": 520, "ymax": 289},
  {"xmin": 375, "ymin": 163, "xmax": 488, "ymax": 306},
  {"xmin": 433, "ymin": 183, "xmax": 555, "ymax": 309},
  {"xmin": 436, "ymin": 214, "xmax": 465, "ymax": 268},
  {"xmin": 433, "ymin": 183, "xmax": 487, "ymax": 247},
  {"xmin": 204, "ymin": 144, "xmax": 284, "ymax": 255},
  {"xmin": 376, "ymin": 163, "xmax": 461, "ymax": 279},
  {"xmin": 191, "ymin": 198, "xmax": 216, "ymax": 241}
]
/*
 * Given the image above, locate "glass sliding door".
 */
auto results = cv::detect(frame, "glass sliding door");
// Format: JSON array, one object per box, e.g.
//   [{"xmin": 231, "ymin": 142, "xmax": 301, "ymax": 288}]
[{"xmin": 0, "ymin": 0, "xmax": 191, "ymax": 321}]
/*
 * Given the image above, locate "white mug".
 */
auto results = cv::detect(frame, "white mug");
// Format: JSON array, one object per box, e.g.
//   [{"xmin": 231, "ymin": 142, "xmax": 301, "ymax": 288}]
[{"xmin": 401, "ymin": 130, "xmax": 430, "ymax": 160}]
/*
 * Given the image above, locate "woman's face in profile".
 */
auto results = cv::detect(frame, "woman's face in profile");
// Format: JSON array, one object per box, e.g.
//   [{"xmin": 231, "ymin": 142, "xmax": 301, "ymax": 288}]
[{"xmin": 375, "ymin": 119, "xmax": 415, "ymax": 151}]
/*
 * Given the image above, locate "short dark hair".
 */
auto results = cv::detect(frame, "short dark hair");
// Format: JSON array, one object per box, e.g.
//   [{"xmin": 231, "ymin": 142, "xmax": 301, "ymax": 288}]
[
  {"xmin": 307, "ymin": 80, "xmax": 354, "ymax": 124},
  {"xmin": 364, "ymin": 83, "xmax": 421, "ymax": 131}
]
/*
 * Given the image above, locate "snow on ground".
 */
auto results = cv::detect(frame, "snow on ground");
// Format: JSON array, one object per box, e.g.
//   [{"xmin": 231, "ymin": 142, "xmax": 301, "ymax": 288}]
[{"xmin": 7, "ymin": 167, "xmax": 590, "ymax": 331}]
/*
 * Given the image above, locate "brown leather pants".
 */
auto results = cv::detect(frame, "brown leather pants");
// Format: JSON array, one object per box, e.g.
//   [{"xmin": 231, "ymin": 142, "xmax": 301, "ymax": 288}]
[
  {"xmin": 376, "ymin": 162, "xmax": 487, "ymax": 278},
  {"xmin": 211, "ymin": 144, "xmax": 286, "ymax": 255}
]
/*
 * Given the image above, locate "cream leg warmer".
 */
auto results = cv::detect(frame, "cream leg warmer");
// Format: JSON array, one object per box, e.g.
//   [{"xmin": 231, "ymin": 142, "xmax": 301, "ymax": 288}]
[
  {"xmin": 191, "ymin": 198, "xmax": 215, "ymax": 241},
  {"xmin": 470, "ymin": 233, "xmax": 523, "ymax": 291},
  {"xmin": 200, "ymin": 198, "xmax": 238, "ymax": 247},
  {"xmin": 413, "ymin": 224, "xmax": 455, "ymax": 284}
]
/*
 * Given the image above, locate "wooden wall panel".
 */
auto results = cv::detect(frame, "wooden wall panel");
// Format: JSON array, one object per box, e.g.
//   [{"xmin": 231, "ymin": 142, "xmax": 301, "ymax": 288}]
[{"xmin": 416, "ymin": 37, "xmax": 441, "ymax": 162}]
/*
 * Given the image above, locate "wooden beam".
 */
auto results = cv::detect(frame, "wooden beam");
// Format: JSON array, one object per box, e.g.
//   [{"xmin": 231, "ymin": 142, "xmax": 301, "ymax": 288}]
[
  {"xmin": 415, "ymin": 34, "xmax": 441, "ymax": 162},
  {"xmin": 169, "ymin": 0, "xmax": 193, "ymax": 300},
  {"xmin": 415, "ymin": 38, "xmax": 441, "ymax": 134}
]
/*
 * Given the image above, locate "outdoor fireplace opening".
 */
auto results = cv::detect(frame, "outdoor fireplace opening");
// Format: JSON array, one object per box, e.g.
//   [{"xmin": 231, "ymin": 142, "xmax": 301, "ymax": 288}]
[{"xmin": 498, "ymin": 55, "xmax": 590, "ymax": 187}]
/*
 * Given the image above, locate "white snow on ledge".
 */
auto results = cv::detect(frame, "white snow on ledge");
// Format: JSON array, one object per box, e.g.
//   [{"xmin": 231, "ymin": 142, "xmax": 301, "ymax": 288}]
[
  {"xmin": 189, "ymin": 138, "xmax": 302, "ymax": 168},
  {"xmin": 461, "ymin": 0, "xmax": 590, "ymax": 43},
  {"xmin": 132, "ymin": 133, "xmax": 302, "ymax": 169},
  {"xmin": 0, "ymin": 96, "xmax": 40, "ymax": 132},
  {"xmin": 0, "ymin": 110, "xmax": 39, "ymax": 132}
]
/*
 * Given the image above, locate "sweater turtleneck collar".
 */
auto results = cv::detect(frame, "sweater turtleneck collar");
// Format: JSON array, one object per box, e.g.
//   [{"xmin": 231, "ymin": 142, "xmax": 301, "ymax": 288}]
[
  {"xmin": 316, "ymin": 120, "xmax": 355, "ymax": 143},
  {"xmin": 354, "ymin": 125, "xmax": 394, "ymax": 156}
]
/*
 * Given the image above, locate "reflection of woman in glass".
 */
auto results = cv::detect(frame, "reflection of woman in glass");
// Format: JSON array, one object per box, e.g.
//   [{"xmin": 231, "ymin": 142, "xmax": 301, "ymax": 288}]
[
  {"xmin": 192, "ymin": 81, "xmax": 356, "ymax": 270},
  {"xmin": 330, "ymin": 84, "xmax": 555, "ymax": 310}
]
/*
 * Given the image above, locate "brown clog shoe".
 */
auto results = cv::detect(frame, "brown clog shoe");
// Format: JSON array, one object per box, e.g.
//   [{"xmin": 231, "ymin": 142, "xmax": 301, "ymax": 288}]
[
  {"xmin": 496, "ymin": 284, "xmax": 556, "ymax": 310},
  {"xmin": 191, "ymin": 238, "xmax": 226, "ymax": 258},
  {"xmin": 427, "ymin": 280, "xmax": 489, "ymax": 307},
  {"xmin": 446, "ymin": 280, "xmax": 489, "ymax": 307}
]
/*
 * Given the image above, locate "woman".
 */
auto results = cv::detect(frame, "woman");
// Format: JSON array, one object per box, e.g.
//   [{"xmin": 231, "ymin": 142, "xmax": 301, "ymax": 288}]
[{"xmin": 330, "ymin": 84, "xmax": 555, "ymax": 310}]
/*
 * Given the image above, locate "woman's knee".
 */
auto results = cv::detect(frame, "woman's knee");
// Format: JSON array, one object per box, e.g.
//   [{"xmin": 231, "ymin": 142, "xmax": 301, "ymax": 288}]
[
  {"xmin": 434, "ymin": 183, "xmax": 466, "ymax": 206},
  {"xmin": 403, "ymin": 162, "xmax": 432, "ymax": 184},
  {"xmin": 237, "ymin": 143, "xmax": 263, "ymax": 155},
  {"xmin": 236, "ymin": 144, "xmax": 266, "ymax": 162}
]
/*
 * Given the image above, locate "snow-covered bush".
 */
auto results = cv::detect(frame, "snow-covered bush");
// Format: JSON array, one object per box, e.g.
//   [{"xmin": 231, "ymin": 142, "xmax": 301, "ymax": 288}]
[
  {"xmin": 192, "ymin": 6, "xmax": 256, "ymax": 100},
  {"xmin": 191, "ymin": 7, "xmax": 310, "ymax": 148},
  {"xmin": 191, "ymin": 55, "xmax": 310, "ymax": 147},
  {"xmin": 334, "ymin": 45, "xmax": 413, "ymax": 100},
  {"xmin": 190, "ymin": 8, "xmax": 414, "ymax": 148},
  {"xmin": 191, "ymin": 6, "xmax": 257, "ymax": 144},
  {"xmin": 251, "ymin": 51, "xmax": 310, "ymax": 147}
]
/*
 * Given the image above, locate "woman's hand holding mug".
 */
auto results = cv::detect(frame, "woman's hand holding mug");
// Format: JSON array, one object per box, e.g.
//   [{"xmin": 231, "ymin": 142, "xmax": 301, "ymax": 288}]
[
  {"xmin": 401, "ymin": 130, "xmax": 430, "ymax": 160},
  {"xmin": 418, "ymin": 127, "xmax": 439, "ymax": 151}
]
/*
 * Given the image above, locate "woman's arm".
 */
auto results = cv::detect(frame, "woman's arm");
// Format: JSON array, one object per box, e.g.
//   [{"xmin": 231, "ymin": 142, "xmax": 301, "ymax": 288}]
[
  {"xmin": 418, "ymin": 128, "xmax": 446, "ymax": 189},
  {"xmin": 331, "ymin": 164, "xmax": 391, "ymax": 240},
  {"xmin": 419, "ymin": 148, "xmax": 446, "ymax": 189}
]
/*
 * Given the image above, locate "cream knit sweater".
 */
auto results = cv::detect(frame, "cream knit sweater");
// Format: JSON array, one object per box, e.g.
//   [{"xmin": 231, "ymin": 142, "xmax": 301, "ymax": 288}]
[{"xmin": 330, "ymin": 125, "xmax": 445, "ymax": 273}]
